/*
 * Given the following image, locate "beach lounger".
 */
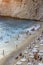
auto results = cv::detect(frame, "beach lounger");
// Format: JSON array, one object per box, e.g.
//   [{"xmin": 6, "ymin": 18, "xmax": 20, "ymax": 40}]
[
  {"xmin": 20, "ymin": 58, "xmax": 26, "ymax": 62},
  {"xmin": 27, "ymin": 62, "xmax": 33, "ymax": 65},
  {"xmin": 32, "ymin": 49, "xmax": 38, "ymax": 53},
  {"xmin": 38, "ymin": 63, "xmax": 43, "ymax": 65},
  {"xmin": 16, "ymin": 61, "xmax": 22, "ymax": 65},
  {"xmin": 34, "ymin": 45, "xmax": 39, "ymax": 48}
]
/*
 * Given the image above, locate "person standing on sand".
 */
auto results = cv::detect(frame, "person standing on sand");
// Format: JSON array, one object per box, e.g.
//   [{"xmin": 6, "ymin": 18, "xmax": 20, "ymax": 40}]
[
  {"xmin": 3, "ymin": 50, "xmax": 4, "ymax": 56},
  {"xmin": 16, "ymin": 44, "xmax": 18, "ymax": 49}
]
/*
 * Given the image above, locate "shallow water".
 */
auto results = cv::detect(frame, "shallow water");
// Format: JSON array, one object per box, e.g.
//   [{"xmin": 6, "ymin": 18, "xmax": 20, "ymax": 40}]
[{"xmin": 0, "ymin": 17, "xmax": 36, "ymax": 43}]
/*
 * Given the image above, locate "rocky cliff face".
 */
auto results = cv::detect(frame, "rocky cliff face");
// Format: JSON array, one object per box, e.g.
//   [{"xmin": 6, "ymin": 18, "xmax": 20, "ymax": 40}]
[{"xmin": 0, "ymin": 0, "xmax": 43, "ymax": 21}]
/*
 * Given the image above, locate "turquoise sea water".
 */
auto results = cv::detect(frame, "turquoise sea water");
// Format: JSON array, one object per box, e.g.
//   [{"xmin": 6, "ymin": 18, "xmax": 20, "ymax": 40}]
[{"xmin": 0, "ymin": 17, "xmax": 36, "ymax": 43}]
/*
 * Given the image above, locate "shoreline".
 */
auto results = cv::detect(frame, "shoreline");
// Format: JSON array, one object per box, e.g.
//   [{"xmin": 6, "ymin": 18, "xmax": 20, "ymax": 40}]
[
  {"xmin": 0, "ymin": 22, "xmax": 43, "ymax": 65},
  {"xmin": 0, "ymin": 16, "xmax": 41, "ymax": 22},
  {"xmin": 0, "ymin": 22, "xmax": 40, "ymax": 58}
]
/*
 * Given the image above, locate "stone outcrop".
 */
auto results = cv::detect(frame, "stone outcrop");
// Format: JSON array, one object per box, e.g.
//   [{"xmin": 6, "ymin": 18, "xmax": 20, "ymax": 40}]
[{"xmin": 0, "ymin": 0, "xmax": 43, "ymax": 21}]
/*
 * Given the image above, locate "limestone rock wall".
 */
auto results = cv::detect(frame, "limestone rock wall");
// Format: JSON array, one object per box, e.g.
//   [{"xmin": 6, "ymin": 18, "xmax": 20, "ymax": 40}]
[{"xmin": 0, "ymin": 0, "xmax": 43, "ymax": 21}]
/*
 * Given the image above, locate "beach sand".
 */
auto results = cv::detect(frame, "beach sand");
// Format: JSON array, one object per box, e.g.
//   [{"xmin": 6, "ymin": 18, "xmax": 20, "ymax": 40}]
[{"xmin": 0, "ymin": 21, "xmax": 43, "ymax": 65}]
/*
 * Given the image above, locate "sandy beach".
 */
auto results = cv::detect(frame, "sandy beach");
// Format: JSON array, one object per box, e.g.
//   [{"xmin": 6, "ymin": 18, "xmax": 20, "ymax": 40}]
[{"xmin": 0, "ymin": 21, "xmax": 43, "ymax": 65}]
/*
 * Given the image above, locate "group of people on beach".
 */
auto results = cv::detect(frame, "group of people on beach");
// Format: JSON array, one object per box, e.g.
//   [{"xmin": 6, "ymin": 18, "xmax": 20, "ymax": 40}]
[{"xmin": 14, "ymin": 30, "xmax": 43, "ymax": 65}]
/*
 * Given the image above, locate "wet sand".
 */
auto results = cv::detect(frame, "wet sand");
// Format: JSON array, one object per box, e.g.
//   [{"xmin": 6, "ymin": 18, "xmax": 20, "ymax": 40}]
[{"xmin": 0, "ymin": 22, "xmax": 43, "ymax": 65}]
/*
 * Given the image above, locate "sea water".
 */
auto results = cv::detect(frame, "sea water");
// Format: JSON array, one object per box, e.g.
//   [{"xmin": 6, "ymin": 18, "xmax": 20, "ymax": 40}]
[{"xmin": 0, "ymin": 17, "xmax": 37, "ymax": 55}]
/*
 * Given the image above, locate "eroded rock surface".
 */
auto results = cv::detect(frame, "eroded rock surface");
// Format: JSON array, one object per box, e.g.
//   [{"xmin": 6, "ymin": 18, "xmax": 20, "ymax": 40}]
[{"xmin": 0, "ymin": 0, "xmax": 43, "ymax": 20}]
